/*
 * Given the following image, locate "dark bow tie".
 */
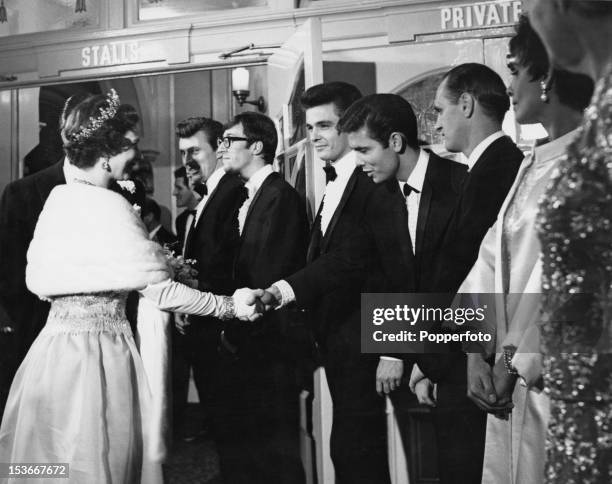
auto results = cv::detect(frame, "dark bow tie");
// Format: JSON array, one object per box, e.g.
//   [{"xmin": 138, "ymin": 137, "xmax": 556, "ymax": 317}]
[
  {"xmin": 403, "ymin": 183, "xmax": 419, "ymax": 198},
  {"xmin": 187, "ymin": 209, "xmax": 197, "ymax": 217},
  {"xmin": 323, "ymin": 163, "xmax": 337, "ymax": 184},
  {"xmin": 193, "ymin": 182, "xmax": 208, "ymax": 197}
]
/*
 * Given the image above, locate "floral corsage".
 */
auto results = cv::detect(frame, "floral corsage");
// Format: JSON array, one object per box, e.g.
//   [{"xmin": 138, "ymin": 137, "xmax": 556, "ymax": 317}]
[{"xmin": 162, "ymin": 245, "xmax": 199, "ymax": 289}]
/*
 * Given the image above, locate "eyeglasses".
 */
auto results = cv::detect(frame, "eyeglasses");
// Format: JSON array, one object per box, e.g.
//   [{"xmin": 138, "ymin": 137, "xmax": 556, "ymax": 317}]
[{"xmin": 217, "ymin": 136, "xmax": 249, "ymax": 149}]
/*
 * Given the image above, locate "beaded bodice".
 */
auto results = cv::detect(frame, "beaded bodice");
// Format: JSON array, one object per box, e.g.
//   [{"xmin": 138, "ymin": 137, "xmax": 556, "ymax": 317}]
[
  {"xmin": 44, "ymin": 292, "xmax": 132, "ymax": 335},
  {"xmin": 537, "ymin": 66, "xmax": 612, "ymax": 403}
]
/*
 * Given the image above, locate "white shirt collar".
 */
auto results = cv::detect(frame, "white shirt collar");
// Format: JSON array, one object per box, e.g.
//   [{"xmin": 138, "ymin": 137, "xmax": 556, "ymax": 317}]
[
  {"xmin": 405, "ymin": 149, "xmax": 429, "ymax": 192},
  {"xmin": 245, "ymin": 164, "xmax": 274, "ymax": 196},
  {"xmin": 205, "ymin": 166, "xmax": 225, "ymax": 195},
  {"xmin": 149, "ymin": 224, "xmax": 162, "ymax": 240},
  {"xmin": 466, "ymin": 130, "xmax": 505, "ymax": 171},
  {"xmin": 330, "ymin": 150, "xmax": 357, "ymax": 179}
]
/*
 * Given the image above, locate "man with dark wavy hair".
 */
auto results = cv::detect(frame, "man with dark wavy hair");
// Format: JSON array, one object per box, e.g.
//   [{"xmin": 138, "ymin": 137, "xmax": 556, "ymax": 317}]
[{"xmin": 173, "ymin": 116, "xmax": 245, "ymax": 442}]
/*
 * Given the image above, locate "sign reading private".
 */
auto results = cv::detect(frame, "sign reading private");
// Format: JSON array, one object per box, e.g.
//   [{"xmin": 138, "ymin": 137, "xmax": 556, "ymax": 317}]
[{"xmin": 440, "ymin": 1, "xmax": 523, "ymax": 30}]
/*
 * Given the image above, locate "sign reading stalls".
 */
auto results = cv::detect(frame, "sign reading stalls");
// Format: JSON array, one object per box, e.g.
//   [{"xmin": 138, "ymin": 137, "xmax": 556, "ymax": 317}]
[{"xmin": 82, "ymin": 42, "xmax": 139, "ymax": 67}]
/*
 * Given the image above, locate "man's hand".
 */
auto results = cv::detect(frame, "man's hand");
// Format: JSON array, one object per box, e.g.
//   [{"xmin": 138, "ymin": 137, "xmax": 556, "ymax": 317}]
[
  {"xmin": 467, "ymin": 353, "xmax": 513, "ymax": 413},
  {"xmin": 175, "ymin": 313, "xmax": 191, "ymax": 335},
  {"xmin": 376, "ymin": 359, "xmax": 404, "ymax": 396},
  {"xmin": 414, "ymin": 378, "xmax": 436, "ymax": 407},
  {"xmin": 261, "ymin": 285, "xmax": 282, "ymax": 311}
]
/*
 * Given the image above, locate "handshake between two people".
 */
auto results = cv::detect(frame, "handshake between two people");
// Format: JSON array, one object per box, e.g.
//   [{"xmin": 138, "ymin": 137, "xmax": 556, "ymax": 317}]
[{"xmin": 230, "ymin": 285, "xmax": 283, "ymax": 322}]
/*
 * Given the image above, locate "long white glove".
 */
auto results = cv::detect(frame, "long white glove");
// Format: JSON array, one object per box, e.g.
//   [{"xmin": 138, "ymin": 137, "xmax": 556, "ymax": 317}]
[{"xmin": 141, "ymin": 279, "xmax": 263, "ymax": 321}]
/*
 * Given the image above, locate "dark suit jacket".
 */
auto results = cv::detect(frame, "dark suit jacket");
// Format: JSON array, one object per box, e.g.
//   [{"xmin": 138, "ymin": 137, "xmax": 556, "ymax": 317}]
[
  {"xmin": 184, "ymin": 173, "xmax": 246, "ymax": 296},
  {"xmin": 286, "ymin": 168, "xmax": 396, "ymax": 346},
  {"xmin": 0, "ymin": 160, "xmax": 65, "ymax": 358},
  {"xmin": 369, "ymin": 152, "xmax": 466, "ymax": 361},
  {"xmin": 153, "ymin": 225, "xmax": 178, "ymax": 249},
  {"xmin": 175, "ymin": 209, "xmax": 191, "ymax": 252},
  {"xmin": 227, "ymin": 171, "xmax": 308, "ymax": 358},
  {"xmin": 422, "ymin": 136, "xmax": 523, "ymax": 383},
  {"xmin": 433, "ymin": 136, "xmax": 523, "ymax": 294}
]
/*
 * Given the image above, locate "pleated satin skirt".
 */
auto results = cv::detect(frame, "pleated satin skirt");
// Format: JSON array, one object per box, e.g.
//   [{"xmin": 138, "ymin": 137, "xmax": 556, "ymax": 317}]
[{"xmin": 0, "ymin": 293, "xmax": 162, "ymax": 484}]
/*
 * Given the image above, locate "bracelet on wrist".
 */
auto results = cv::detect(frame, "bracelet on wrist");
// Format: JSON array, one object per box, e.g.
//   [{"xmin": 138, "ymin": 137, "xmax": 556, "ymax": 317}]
[
  {"xmin": 502, "ymin": 345, "xmax": 519, "ymax": 376},
  {"xmin": 218, "ymin": 296, "xmax": 236, "ymax": 321}
]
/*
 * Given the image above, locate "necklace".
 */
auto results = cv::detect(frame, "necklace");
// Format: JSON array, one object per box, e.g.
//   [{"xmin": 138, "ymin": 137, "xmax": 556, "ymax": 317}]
[{"xmin": 73, "ymin": 178, "xmax": 96, "ymax": 186}]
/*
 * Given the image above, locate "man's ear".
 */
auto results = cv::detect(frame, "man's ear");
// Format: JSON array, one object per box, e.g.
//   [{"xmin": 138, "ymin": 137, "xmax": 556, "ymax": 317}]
[
  {"xmin": 459, "ymin": 92, "xmax": 475, "ymax": 118},
  {"xmin": 389, "ymin": 132, "xmax": 406, "ymax": 154},
  {"xmin": 250, "ymin": 140, "xmax": 264, "ymax": 157}
]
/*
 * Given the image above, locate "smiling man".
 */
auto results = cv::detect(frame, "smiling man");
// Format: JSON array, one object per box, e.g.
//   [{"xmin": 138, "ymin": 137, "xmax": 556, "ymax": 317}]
[
  {"xmin": 263, "ymin": 83, "xmax": 400, "ymax": 484},
  {"xmin": 216, "ymin": 111, "xmax": 308, "ymax": 484},
  {"xmin": 338, "ymin": 93, "xmax": 466, "ymax": 484},
  {"xmin": 174, "ymin": 117, "xmax": 245, "ymax": 445}
]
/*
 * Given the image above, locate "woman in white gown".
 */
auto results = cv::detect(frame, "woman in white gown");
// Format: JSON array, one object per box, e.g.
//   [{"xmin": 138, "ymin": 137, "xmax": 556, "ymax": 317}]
[
  {"xmin": 460, "ymin": 16, "xmax": 593, "ymax": 484},
  {"xmin": 0, "ymin": 90, "xmax": 261, "ymax": 484}
]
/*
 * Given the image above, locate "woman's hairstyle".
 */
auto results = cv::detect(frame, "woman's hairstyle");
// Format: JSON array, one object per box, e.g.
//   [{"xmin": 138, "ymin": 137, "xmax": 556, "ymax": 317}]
[
  {"xmin": 61, "ymin": 89, "xmax": 139, "ymax": 169},
  {"xmin": 510, "ymin": 15, "xmax": 594, "ymax": 111},
  {"xmin": 509, "ymin": 14, "xmax": 549, "ymax": 81}
]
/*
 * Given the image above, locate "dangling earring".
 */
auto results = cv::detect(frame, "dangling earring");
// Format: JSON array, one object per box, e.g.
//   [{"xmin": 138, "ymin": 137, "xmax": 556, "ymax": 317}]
[
  {"xmin": 102, "ymin": 160, "xmax": 111, "ymax": 172},
  {"xmin": 540, "ymin": 79, "xmax": 550, "ymax": 104}
]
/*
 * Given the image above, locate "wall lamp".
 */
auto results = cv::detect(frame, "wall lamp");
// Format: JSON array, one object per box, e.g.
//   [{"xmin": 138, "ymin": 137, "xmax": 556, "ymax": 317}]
[{"xmin": 232, "ymin": 67, "xmax": 266, "ymax": 112}]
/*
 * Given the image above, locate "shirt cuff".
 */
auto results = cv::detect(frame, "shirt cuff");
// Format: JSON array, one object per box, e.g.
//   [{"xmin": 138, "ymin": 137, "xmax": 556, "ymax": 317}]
[
  {"xmin": 274, "ymin": 279, "xmax": 296, "ymax": 308},
  {"xmin": 380, "ymin": 356, "xmax": 402, "ymax": 362}
]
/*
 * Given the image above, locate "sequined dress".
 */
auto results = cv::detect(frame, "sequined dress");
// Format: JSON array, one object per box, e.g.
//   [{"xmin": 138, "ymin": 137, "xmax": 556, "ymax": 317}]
[{"xmin": 537, "ymin": 64, "xmax": 612, "ymax": 483}]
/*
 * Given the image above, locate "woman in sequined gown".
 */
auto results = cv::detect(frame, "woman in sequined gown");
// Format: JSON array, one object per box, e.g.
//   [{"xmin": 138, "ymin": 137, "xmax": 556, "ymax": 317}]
[
  {"xmin": 0, "ymin": 92, "xmax": 261, "ymax": 484},
  {"xmin": 459, "ymin": 15, "xmax": 594, "ymax": 484},
  {"xmin": 527, "ymin": 1, "xmax": 612, "ymax": 482}
]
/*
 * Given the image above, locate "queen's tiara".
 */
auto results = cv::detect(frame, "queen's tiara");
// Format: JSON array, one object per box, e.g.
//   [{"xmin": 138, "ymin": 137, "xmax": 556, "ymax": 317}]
[{"xmin": 70, "ymin": 89, "xmax": 120, "ymax": 143}]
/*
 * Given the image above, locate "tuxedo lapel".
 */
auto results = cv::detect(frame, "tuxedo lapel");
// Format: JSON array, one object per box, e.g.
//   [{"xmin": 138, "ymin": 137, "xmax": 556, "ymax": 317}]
[
  {"xmin": 387, "ymin": 181, "xmax": 415, "ymax": 272},
  {"xmin": 415, "ymin": 177, "xmax": 431, "ymax": 262},
  {"xmin": 242, "ymin": 172, "xmax": 277, "ymax": 236},
  {"xmin": 320, "ymin": 167, "xmax": 359, "ymax": 254},
  {"xmin": 197, "ymin": 173, "xmax": 226, "ymax": 222},
  {"xmin": 306, "ymin": 200, "xmax": 325, "ymax": 263}
]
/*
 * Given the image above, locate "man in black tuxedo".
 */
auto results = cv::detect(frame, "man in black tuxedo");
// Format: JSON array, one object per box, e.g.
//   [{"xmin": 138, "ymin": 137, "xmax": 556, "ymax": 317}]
[
  {"xmin": 338, "ymin": 93, "xmax": 466, "ymax": 482},
  {"xmin": 216, "ymin": 111, "xmax": 308, "ymax": 484},
  {"xmin": 142, "ymin": 197, "xmax": 179, "ymax": 248},
  {"xmin": 0, "ymin": 161, "xmax": 65, "ymax": 416},
  {"xmin": 174, "ymin": 117, "xmax": 245, "ymax": 441},
  {"xmin": 172, "ymin": 166, "xmax": 199, "ymax": 251},
  {"xmin": 412, "ymin": 63, "xmax": 523, "ymax": 483},
  {"xmin": 263, "ymin": 82, "xmax": 396, "ymax": 484}
]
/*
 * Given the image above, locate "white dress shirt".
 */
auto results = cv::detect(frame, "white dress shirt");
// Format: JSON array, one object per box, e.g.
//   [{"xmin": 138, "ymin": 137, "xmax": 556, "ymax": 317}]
[
  {"xmin": 320, "ymin": 151, "xmax": 357, "ymax": 235},
  {"xmin": 149, "ymin": 224, "xmax": 162, "ymax": 241},
  {"xmin": 274, "ymin": 151, "xmax": 356, "ymax": 306},
  {"xmin": 194, "ymin": 166, "xmax": 226, "ymax": 225},
  {"xmin": 182, "ymin": 167, "xmax": 227, "ymax": 255},
  {"xmin": 237, "ymin": 164, "xmax": 274, "ymax": 235},
  {"xmin": 381, "ymin": 150, "xmax": 429, "ymax": 364},
  {"xmin": 397, "ymin": 149, "xmax": 429, "ymax": 255},
  {"xmin": 466, "ymin": 130, "xmax": 505, "ymax": 172}
]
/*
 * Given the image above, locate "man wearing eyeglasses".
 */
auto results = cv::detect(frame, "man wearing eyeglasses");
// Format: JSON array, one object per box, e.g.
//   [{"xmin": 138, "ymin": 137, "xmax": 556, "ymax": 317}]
[
  {"xmin": 215, "ymin": 111, "xmax": 309, "ymax": 484},
  {"xmin": 173, "ymin": 117, "xmax": 246, "ymax": 443}
]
